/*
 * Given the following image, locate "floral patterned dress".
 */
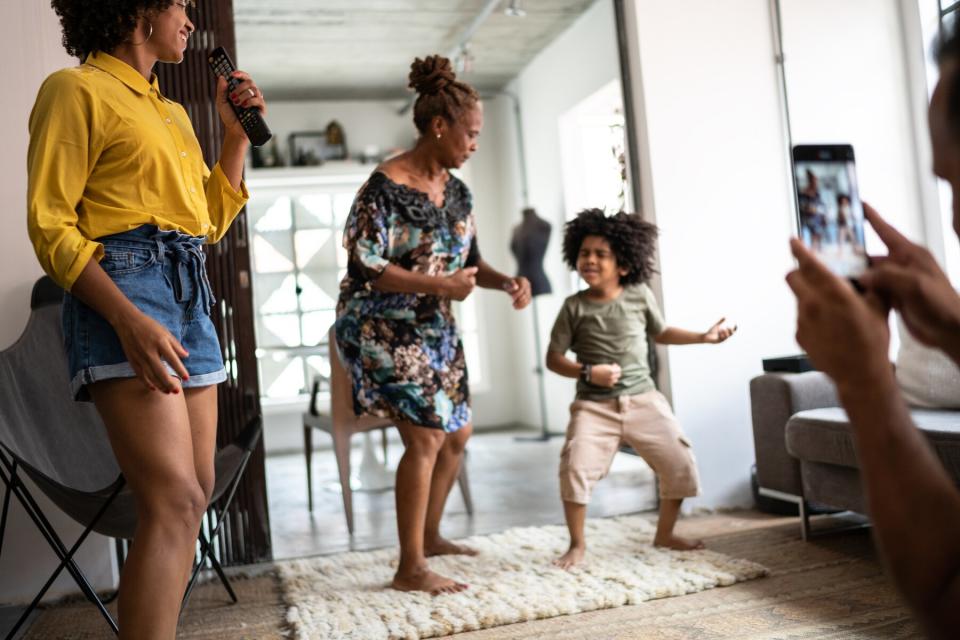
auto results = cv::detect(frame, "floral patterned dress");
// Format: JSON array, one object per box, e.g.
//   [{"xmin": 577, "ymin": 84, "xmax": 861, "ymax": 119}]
[{"xmin": 335, "ymin": 171, "xmax": 480, "ymax": 432}]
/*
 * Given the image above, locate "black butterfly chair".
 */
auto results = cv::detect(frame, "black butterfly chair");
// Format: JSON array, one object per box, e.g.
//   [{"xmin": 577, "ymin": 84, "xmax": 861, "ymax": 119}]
[{"xmin": 0, "ymin": 277, "xmax": 262, "ymax": 639}]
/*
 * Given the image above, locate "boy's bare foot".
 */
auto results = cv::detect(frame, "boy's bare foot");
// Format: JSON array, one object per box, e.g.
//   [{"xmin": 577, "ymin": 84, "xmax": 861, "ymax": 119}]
[
  {"xmin": 391, "ymin": 565, "xmax": 469, "ymax": 595},
  {"xmin": 552, "ymin": 544, "xmax": 586, "ymax": 570},
  {"xmin": 424, "ymin": 535, "xmax": 478, "ymax": 557},
  {"xmin": 653, "ymin": 534, "xmax": 705, "ymax": 550}
]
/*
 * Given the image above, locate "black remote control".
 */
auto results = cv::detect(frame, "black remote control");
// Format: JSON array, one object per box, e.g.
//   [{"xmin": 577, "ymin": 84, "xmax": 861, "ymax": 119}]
[{"xmin": 207, "ymin": 46, "xmax": 272, "ymax": 147}]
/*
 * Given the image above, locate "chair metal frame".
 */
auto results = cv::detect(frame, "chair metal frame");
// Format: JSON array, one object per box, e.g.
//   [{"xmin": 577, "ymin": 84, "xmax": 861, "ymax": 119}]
[{"xmin": 0, "ymin": 416, "xmax": 262, "ymax": 640}]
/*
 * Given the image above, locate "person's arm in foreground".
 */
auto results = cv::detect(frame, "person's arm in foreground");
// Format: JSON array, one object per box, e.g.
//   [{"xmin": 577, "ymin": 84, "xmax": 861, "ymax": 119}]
[{"xmin": 787, "ymin": 235, "xmax": 960, "ymax": 638}]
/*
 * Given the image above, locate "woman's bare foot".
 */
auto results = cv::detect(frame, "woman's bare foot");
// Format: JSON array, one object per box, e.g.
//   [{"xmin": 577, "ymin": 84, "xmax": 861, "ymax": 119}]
[
  {"xmin": 552, "ymin": 544, "xmax": 586, "ymax": 570},
  {"xmin": 424, "ymin": 535, "xmax": 478, "ymax": 557},
  {"xmin": 653, "ymin": 534, "xmax": 705, "ymax": 550},
  {"xmin": 391, "ymin": 565, "xmax": 469, "ymax": 595}
]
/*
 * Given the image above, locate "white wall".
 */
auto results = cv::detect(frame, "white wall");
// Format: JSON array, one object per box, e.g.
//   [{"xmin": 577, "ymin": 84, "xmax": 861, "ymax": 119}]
[
  {"xmin": 780, "ymin": 0, "xmax": 927, "ymax": 248},
  {"xmin": 505, "ymin": 0, "xmax": 624, "ymax": 433},
  {"xmin": 623, "ymin": 0, "xmax": 928, "ymax": 508},
  {"xmin": 0, "ymin": 0, "xmax": 116, "ymax": 604}
]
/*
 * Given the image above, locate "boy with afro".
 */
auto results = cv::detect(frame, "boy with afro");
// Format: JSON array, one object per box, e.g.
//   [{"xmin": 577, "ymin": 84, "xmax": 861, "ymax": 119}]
[{"xmin": 546, "ymin": 209, "xmax": 736, "ymax": 568}]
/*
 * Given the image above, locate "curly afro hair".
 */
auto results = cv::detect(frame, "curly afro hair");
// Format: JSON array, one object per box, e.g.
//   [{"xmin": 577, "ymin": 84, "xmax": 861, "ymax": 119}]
[
  {"xmin": 562, "ymin": 208, "xmax": 659, "ymax": 286},
  {"xmin": 408, "ymin": 54, "xmax": 480, "ymax": 134},
  {"xmin": 51, "ymin": 0, "xmax": 176, "ymax": 59}
]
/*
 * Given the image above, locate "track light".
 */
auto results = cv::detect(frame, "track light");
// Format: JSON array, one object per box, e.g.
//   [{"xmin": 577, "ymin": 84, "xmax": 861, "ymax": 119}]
[
  {"xmin": 455, "ymin": 42, "xmax": 475, "ymax": 74},
  {"xmin": 504, "ymin": 0, "xmax": 526, "ymax": 18}
]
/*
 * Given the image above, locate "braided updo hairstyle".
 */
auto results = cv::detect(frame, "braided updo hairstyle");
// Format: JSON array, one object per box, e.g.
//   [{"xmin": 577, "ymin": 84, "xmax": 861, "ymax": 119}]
[{"xmin": 408, "ymin": 55, "xmax": 480, "ymax": 134}]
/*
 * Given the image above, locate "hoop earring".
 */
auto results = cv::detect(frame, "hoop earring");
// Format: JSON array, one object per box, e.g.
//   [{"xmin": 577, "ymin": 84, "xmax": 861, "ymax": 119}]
[{"xmin": 131, "ymin": 22, "xmax": 153, "ymax": 46}]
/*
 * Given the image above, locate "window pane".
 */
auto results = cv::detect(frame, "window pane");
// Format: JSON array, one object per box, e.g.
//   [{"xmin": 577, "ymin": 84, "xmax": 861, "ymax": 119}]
[
  {"xmin": 256, "ymin": 273, "xmax": 299, "ymax": 315},
  {"xmin": 253, "ymin": 272, "xmax": 290, "ymax": 313},
  {"xmin": 306, "ymin": 354, "xmax": 332, "ymax": 384},
  {"xmin": 333, "ymin": 193, "xmax": 354, "ymax": 227},
  {"xmin": 301, "ymin": 310, "xmax": 337, "ymax": 347},
  {"xmin": 248, "ymin": 195, "xmax": 292, "ymax": 232},
  {"xmin": 259, "ymin": 353, "xmax": 306, "ymax": 398},
  {"xmin": 294, "ymin": 229, "xmax": 335, "ymax": 270},
  {"xmin": 297, "ymin": 271, "xmax": 339, "ymax": 311},
  {"xmin": 257, "ymin": 313, "xmax": 301, "ymax": 348},
  {"xmin": 249, "ymin": 175, "xmax": 369, "ymax": 404},
  {"xmin": 295, "ymin": 193, "xmax": 333, "ymax": 229},
  {"xmin": 252, "ymin": 232, "xmax": 294, "ymax": 273}
]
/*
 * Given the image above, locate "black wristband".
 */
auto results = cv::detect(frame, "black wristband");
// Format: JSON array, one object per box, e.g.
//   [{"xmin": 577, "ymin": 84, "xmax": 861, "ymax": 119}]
[{"xmin": 579, "ymin": 363, "xmax": 592, "ymax": 383}]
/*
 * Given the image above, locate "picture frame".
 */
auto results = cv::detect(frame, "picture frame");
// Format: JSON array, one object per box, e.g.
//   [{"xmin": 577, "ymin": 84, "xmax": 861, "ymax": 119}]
[
  {"xmin": 288, "ymin": 129, "xmax": 348, "ymax": 167},
  {"xmin": 288, "ymin": 131, "xmax": 325, "ymax": 166}
]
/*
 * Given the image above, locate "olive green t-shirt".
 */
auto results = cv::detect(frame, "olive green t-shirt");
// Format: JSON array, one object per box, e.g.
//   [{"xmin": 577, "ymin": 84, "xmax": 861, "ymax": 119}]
[{"xmin": 548, "ymin": 284, "xmax": 666, "ymax": 400}]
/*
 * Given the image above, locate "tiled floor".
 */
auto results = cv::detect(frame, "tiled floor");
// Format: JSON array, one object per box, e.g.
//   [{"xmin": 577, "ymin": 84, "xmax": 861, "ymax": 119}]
[{"xmin": 266, "ymin": 428, "xmax": 658, "ymax": 560}]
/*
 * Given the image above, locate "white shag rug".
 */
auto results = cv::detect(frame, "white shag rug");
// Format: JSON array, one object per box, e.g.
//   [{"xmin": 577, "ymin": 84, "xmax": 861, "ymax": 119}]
[{"xmin": 278, "ymin": 515, "xmax": 768, "ymax": 640}]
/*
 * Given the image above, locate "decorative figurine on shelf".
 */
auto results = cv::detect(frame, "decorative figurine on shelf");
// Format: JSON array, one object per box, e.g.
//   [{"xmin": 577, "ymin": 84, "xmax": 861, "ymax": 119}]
[
  {"xmin": 294, "ymin": 148, "xmax": 321, "ymax": 167},
  {"xmin": 361, "ymin": 144, "xmax": 382, "ymax": 165},
  {"xmin": 250, "ymin": 145, "xmax": 265, "ymax": 169},
  {"xmin": 267, "ymin": 138, "xmax": 284, "ymax": 167},
  {"xmin": 325, "ymin": 120, "xmax": 347, "ymax": 160}
]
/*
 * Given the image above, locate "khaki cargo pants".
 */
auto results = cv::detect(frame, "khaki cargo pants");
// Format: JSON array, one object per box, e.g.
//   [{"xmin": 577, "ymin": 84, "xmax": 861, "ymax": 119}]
[{"xmin": 559, "ymin": 390, "xmax": 701, "ymax": 504}]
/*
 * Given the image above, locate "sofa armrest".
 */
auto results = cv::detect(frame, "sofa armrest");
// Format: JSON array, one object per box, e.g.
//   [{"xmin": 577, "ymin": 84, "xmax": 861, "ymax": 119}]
[{"xmin": 750, "ymin": 371, "xmax": 839, "ymax": 496}]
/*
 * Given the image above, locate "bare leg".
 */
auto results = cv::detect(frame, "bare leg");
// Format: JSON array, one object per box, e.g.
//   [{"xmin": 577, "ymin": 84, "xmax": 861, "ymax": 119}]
[
  {"xmin": 184, "ymin": 386, "xmax": 218, "ymax": 503},
  {"xmin": 424, "ymin": 424, "xmax": 477, "ymax": 557},
  {"xmin": 183, "ymin": 386, "xmax": 218, "ymax": 583},
  {"xmin": 391, "ymin": 420, "xmax": 468, "ymax": 595},
  {"xmin": 554, "ymin": 500, "xmax": 588, "ymax": 569},
  {"xmin": 653, "ymin": 498, "xmax": 704, "ymax": 550},
  {"xmin": 91, "ymin": 378, "xmax": 208, "ymax": 640}
]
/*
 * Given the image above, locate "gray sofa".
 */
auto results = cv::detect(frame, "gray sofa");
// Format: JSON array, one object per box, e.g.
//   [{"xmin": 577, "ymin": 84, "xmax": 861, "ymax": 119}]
[{"xmin": 750, "ymin": 371, "xmax": 960, "ymax": 539}]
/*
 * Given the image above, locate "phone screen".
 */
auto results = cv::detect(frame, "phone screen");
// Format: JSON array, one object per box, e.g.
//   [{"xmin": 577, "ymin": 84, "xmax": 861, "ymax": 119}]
[{"xmin": 792, "ymin": 145, "xmax": 868, "ymax": 278}]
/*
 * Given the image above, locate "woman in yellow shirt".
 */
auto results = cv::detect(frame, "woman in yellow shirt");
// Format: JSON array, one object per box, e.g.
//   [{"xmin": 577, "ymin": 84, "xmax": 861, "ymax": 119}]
[{"xmin": 27, "ymin": 2, "xmax": 265, "ymax": 637}]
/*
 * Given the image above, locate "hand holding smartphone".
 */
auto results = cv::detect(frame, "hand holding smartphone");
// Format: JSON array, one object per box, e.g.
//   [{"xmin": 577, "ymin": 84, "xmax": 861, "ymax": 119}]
[{"xmin": 792, "ymin": 144, "xmax": 868, "ymax": 278}]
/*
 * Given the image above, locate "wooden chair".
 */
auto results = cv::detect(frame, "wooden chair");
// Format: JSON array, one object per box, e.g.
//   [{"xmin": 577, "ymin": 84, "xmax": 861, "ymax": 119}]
[{"xmin": 303, "ymin": 327, "xmax": 474, "ymax": 534}]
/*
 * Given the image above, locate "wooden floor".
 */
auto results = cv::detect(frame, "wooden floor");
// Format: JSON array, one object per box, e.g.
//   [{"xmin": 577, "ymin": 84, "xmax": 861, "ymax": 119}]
[
  {"xmin": 12, "ymin": 428, "xmax": 923, "ymax": 638},
  {"xmin": 266, "ymin": 427, "xmax": 658, "ymax": 560},
  {"xmin": 20, "ymin": 511, "xmax": 922, "ymax": 639}
]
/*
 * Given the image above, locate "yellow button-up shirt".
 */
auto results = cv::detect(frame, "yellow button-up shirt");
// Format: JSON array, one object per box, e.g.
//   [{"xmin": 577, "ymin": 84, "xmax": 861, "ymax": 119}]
[{"xmin": 27, "ymin": 51, "xmax": 249, "ymax": 290}]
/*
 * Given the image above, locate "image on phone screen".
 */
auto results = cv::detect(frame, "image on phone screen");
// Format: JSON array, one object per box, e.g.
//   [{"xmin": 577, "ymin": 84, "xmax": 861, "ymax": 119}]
[{"xmin": 792, "ymin": 144, "xmax": 868, "ymax": 278}]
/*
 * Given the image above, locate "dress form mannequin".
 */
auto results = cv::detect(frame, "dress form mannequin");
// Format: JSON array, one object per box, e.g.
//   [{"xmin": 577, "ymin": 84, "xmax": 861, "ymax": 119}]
[
  {"xmin": 510, "ymin": 208, "xmax": 558, "ymax": 441},
  {"xmin": 510, "ymin": 208, "xmax": 552, "ymax": 296}
]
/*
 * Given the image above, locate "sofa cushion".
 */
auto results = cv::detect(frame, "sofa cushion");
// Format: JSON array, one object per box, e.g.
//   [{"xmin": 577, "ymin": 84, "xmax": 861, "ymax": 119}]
[
  {"xmin": 896, "ymin": 316, "xmax": 960, "ymax": 409},
  {"xmin": 785, "ymin": 407, "xmax": 960, "ymax": 474},
  {"xmin": 750, "ymin": 372, "xmax": 839, "ymax": 496}
]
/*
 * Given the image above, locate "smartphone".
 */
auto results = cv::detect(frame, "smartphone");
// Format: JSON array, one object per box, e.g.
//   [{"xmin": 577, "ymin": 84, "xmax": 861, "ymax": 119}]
[{"xmin": 792, "ymin": 144, "xmax": 868, "ymax": 278}]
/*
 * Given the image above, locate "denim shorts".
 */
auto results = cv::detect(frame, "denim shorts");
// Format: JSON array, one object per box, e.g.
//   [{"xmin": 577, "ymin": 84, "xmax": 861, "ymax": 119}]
[{"xmin": 63, "ymin": 225, "xmax": 227, "ymax": 401}]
